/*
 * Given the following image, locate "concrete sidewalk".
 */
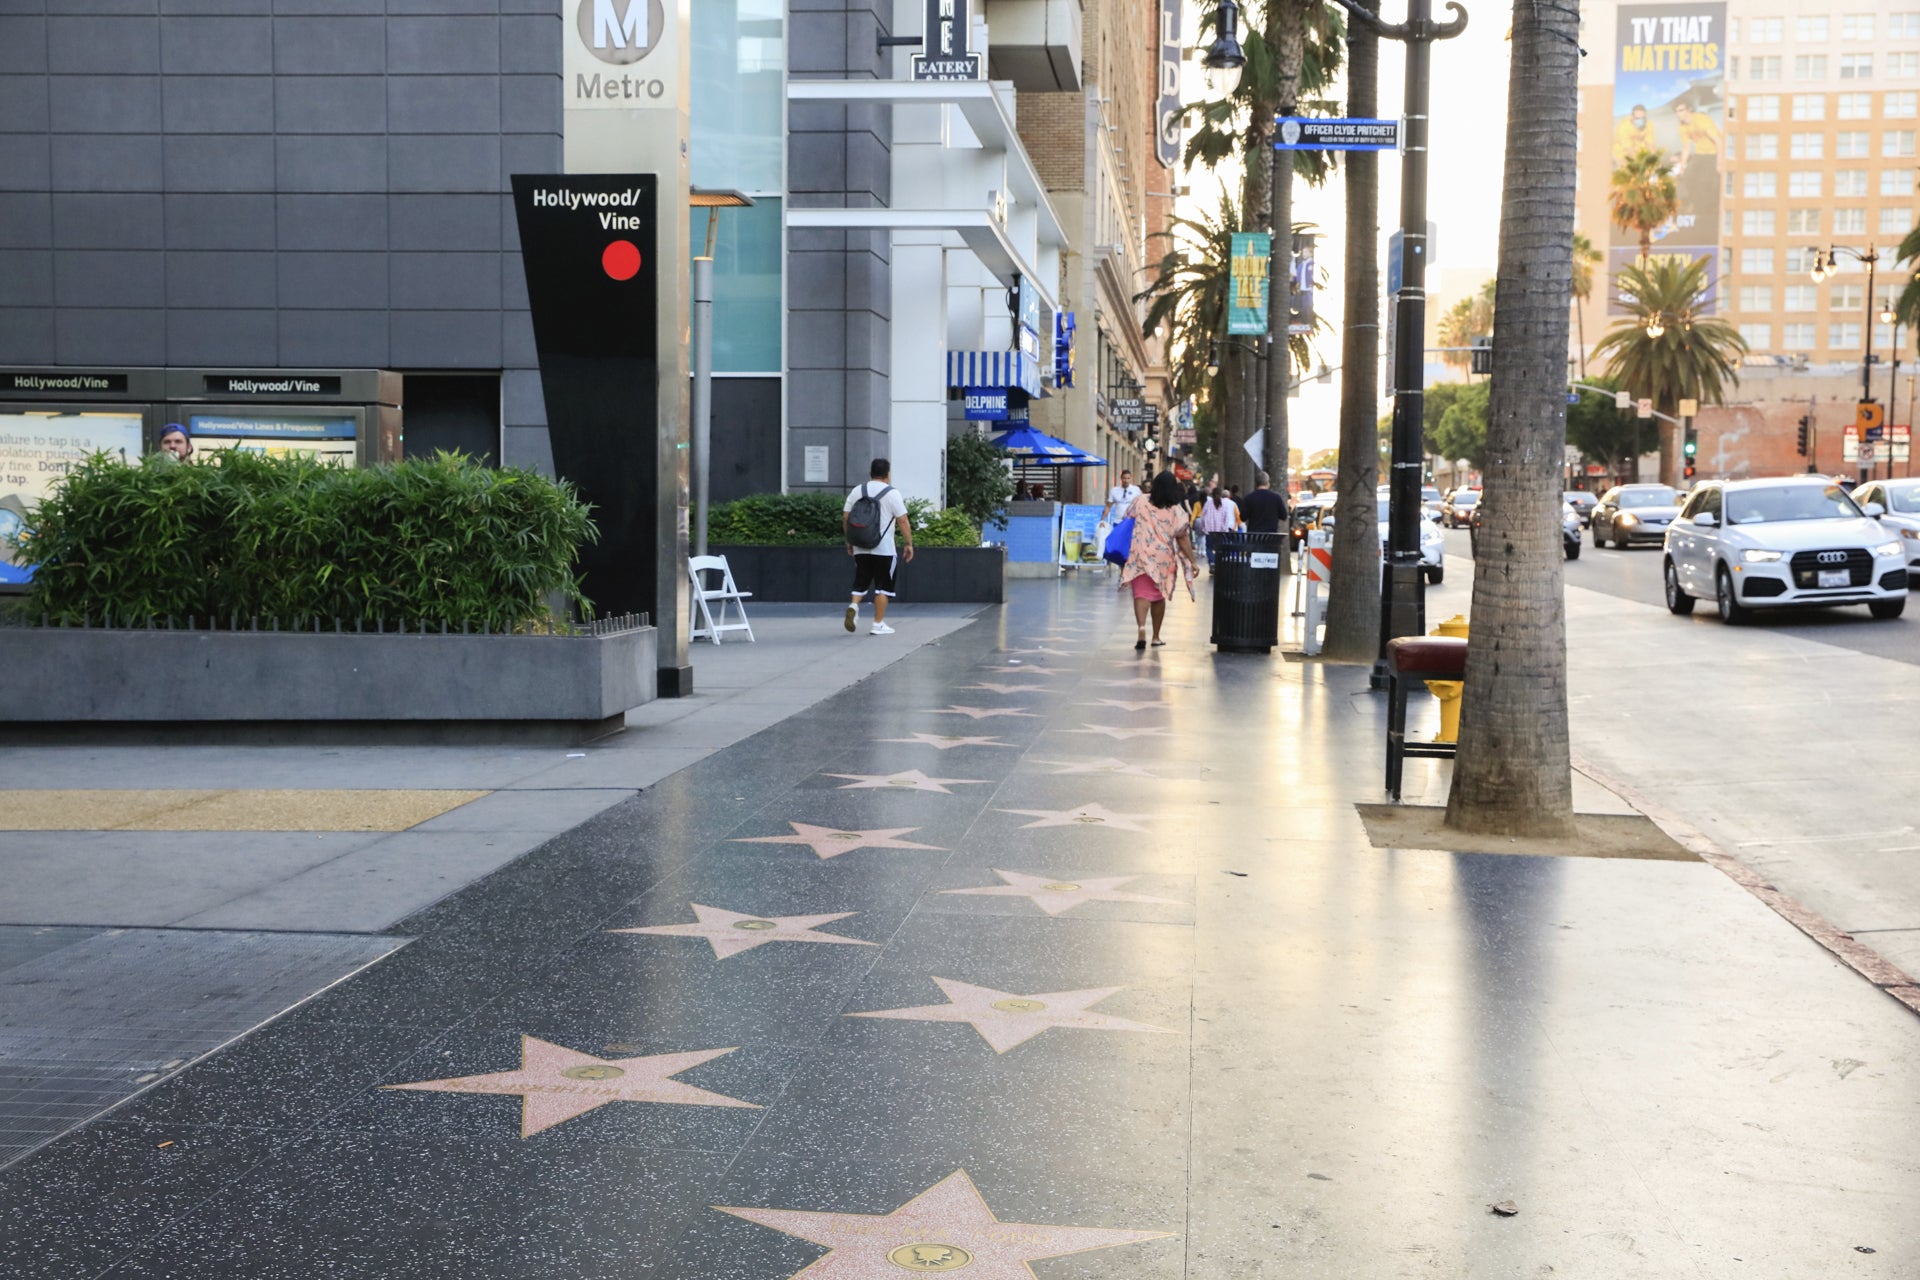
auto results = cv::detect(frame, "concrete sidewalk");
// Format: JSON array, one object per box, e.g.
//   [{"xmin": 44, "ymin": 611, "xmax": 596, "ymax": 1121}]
[
  {"xmin": 0, "ymin": 603, "xmax": 983, "ymax": 934},
  {"xmin": 2, "ymin": 576, "xmax": 1916, "ymax": 1278}
]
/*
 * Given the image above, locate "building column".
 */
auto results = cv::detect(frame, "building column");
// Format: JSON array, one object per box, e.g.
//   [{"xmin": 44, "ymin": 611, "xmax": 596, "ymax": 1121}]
[{"xmin": 890, "ymin": 235, "xmax": 949, "ymax": 504}]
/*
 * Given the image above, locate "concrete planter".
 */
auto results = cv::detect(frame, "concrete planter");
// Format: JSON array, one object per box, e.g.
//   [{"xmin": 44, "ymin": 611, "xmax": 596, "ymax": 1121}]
[
  {"xmin": 711, "ymin": 544, "xmax": 1005, "ymax": 603},
  {"xmin": 0, "ymin": 618, "xmax": 656, "ymax": 741}
]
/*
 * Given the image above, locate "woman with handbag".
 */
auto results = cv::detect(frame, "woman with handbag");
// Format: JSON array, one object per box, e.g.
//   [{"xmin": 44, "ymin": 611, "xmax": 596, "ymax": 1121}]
[{"xmin": 1120, "ymin": 471, "xmax": 1201, "ymax": 650}]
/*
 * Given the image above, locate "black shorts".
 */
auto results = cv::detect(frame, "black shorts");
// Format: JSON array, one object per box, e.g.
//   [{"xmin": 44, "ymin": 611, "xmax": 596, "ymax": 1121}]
[{"xmin": 851, "ymin": 553, "xmax": 897, "ymax": 597}]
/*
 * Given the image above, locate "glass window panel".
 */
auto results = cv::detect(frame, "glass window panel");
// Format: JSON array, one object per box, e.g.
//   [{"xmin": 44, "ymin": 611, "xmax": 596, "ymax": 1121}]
[
  {"xmin": 1788, "ymin": 170, "xmax": 1822, "ymax": 195},
  {"xmin": 1838, "ymin": 92, "xmax": 1872, "ymax": 118},
  {"xmin": 691, "ymin": 197, "xmax": 784, "ymax": 373},
  {"xmin": 1783, "ymin": 322, "xmax": 1816, "ymax": 347},
  {"xmin": 1748, "ymin": 94, "xmax": 1780, "ymax": 120},
  {"xmin": 1887, "ymin": 91, "xmax": 1920, "ymax": 117},
  {"xmin": 1746, "ymin": 132, "xmax": 1778, "ymax": 158},
  {"xmin": 1833, "ymin": 169, "xmax": 1867, "ymax": 195},
  {"xmin": 690, "ymin": 0, "xmax": 785, "ymax": 192},
  {"xmin": 1791, "ymin": 94, "xmax": 1825, "ymax": 120},
  {"xmin": 1789, "ymin": 131, "xmax": 1823, "ymax": 157},
  {"xmin": 1739, "ymin": 323, "xmax": 1772, "ymax": 348},
  {"xmin": 1741, "ymin": 247, "xmax": 1775, "ymax": 272},
  {"xmin": 1844, "ymin": 14, "xmax": 1876, "ymax": 39},
  {"xmin": 1797, "ymin": 16, "xmax": 1829, "ymax": 41}
]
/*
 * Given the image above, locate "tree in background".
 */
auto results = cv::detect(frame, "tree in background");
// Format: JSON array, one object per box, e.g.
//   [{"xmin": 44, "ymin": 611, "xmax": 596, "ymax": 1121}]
[
  {"xmin": 1564, "ymin": 373, "xmax": 1649, "ymax": 483},
  {"xmin": 1891, "ymin": 224, "xmax": 1920, "ymax": 356},
  {"xmin": 1434, "ymin": 279, "xmax": 1495, "ymax": 370},
  {"xmin": 943, "ymin": 431, "xmax": 1016, "ymax": 531},
  {"xmin": 1432, "ymin": 382, "xmax": 1490, "ymax": 469},
  {"xmin": 1589, "ymin": 257, "xmax": 1746, "ymax": 487},
  {"xmin": 1607, "ymin": 149, "xmax": 1678, "ymax": 263},
  {"xmin": 1445, "ymin": 0, "xmax": 1581, "ymax": 839},
  {"xmin": 1572, "ymin": 232, "xmax": 1602, "ymax": 377}
]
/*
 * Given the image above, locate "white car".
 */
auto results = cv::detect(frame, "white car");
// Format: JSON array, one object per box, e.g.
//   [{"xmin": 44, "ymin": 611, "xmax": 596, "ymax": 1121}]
[
  {"xmin": 1663, "ymin": 477, "xmax": 1908, "ymax": 623},
  {"xmin": 1851, "ymin": 478, "xmax": 1920, "ymax": 582},
  {"xmin": 1323, "ymin": 497, "xmax": 1444, "ymax": 583}
]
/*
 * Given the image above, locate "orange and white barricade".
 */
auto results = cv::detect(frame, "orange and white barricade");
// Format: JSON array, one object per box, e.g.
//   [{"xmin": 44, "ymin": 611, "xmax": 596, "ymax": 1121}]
[{"xmin": 1302, "ymin": 529, "xmax": 1332, "ymax": 655}]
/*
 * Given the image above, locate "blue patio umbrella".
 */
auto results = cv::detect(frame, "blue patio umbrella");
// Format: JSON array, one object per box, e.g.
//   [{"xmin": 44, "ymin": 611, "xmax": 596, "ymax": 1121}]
[{"xmin": 986, "ymin": 426, "xmax": 1106, "ymax": 466}]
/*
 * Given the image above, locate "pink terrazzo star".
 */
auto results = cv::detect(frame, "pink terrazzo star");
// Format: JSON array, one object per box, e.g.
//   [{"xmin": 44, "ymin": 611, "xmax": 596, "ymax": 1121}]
[
  {"xmin": 610, "ymin": 903, "xmax": 874, "ymax": 959},
  {"xmin": 1060, "ymin": 723, "xmax": 1172, "ymax": 741},
  {"xmin": 997, "ymin": 802, "xmax": 1154, "ymax": 832},
  {"xmin": 1089, "ymin": 677, "xmax": 1194, "ymax": 688},
  {"xmin": 921, "ymin": 705, "xmax": 1038, "ymax": 720},
  {"xmin": 940, "ymin": 870, "xmax": 1182, "ymax": 917},
  {"xmin": 956, "ymin": 682, "xmax": 1049, "ymax": 695},
  {"xmin": 382, "ymin": 1036, "xmax": 756, "ymax": 1137},
  {"xmin": 1080, "ymin": 698, "xmax": 1170, "ymax": 712},
  {"xmin": 825, "ymin": 769, "xmax": 989, "ymax": 794},
  {"xmin": 847, "ymin": 977, "xmax": 1174, "ymax": 1052},
  {"xmin": 731, "ymin": 822, "xmax": 944, "ymax": 860},
  {"xmin": 716, "ymin": 1169, "xmax": 1171, "ymax": 1278},
  {"xmin": 876, "ymin": 733, "xmax": 1012, "ymax": 750},
  {"xmin": 1029, "ymin": 756, "xmax": 1166, "ymax": 778}
]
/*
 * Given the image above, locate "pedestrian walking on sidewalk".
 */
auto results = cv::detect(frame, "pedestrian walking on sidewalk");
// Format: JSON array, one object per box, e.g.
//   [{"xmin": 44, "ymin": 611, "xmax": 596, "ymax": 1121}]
[
  {"xmin": 1121, "ymin": 471, "xmax": 1200, "ymax": 650},
  {"xmin": 1103, "ymin": 470, "xmax": 1142, "ymax": 524},
  {"xmin": 843, "ymin": 458, "xmax": 913, "ymax": 636},
  {"xmin": 1196, "ymin": 485, "xmax": 1239, "ymax": 570},
  {"xmin": 1240, "ymin": 470, "xmax": 1288, "ymax": 535}
]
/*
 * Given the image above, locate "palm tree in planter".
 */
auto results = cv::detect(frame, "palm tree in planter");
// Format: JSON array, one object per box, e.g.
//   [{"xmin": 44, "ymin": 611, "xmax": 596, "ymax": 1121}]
[
  {"xmin": 1608, "ymin": 149, "xmax": 1678, "ymax": 262},
  {"xmin": 1572, "ymin": 232, "xmax": 1602, "ymax": 376},
  {"xmin": 1444, "ymin": 0, "xmax": 1584, "ymax": 839},
  {"xmin": 1590, "ymin": 257, "xmax": 1747, "ymax": 487}
]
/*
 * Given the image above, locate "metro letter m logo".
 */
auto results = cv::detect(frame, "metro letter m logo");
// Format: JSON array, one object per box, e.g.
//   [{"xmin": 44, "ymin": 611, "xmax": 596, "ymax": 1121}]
[{"xmin": 593, "ymin": 0, "xmax": 648, "ymax": 49}]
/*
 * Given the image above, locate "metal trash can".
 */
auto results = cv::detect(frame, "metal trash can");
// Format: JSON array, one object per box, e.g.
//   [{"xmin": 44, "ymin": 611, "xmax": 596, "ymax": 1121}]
[{"xmin": 1209, "ymin": 531, "xmax": 1287, "ymax": 653}]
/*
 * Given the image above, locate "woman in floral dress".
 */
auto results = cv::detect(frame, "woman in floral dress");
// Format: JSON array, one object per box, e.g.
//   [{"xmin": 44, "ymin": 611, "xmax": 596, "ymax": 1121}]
[{"xmin": 1120, "ymin": 470, "xmax": 1201, "ymax": 649}]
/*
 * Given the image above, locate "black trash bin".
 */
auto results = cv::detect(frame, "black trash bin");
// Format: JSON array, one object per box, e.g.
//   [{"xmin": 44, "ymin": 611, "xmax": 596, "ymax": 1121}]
[{"xmin": 1209, "ymin": 531, "xmax": 1287, "ymax": 653}]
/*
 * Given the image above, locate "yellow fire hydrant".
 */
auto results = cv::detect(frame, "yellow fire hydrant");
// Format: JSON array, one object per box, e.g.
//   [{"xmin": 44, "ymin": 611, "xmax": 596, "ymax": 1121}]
[{"xmin": 1425, "ymin": 614, "xmax": 1470, "ymax": 743}]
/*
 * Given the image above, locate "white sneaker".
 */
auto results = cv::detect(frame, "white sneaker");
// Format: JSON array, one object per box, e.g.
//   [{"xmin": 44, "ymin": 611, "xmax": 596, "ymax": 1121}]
[
  {"xmin": 870, "ymin": 622, "xmax": 895, "ymax": 635},
  {"xmin": 844, "ymin": 605, "xmax": 858, "ymax": 633}
]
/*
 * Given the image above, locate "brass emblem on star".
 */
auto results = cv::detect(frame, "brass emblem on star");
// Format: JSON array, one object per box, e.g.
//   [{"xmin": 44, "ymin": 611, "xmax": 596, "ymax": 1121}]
[
  {"xmin": 732, "ymin": 919, "xmax": 778, "ymax": 930},
  {"xmin": 830, "ymin": 832, "xmax": 862, "ymax": 840},
  {"xmin": 1073, "ymin": 816, "xmax": 1101, "ymax": 824},
  {"xmin": 888, "ymin": 1242, "xmax": 974, "ymax": 1271},
  {"xmin": 990, "ymin": 998, "xmax": 1047, "ymax": 1014},
  {"xmin": 1042, "ymin": 882, "xmax": 1080, "ymax": 892},
  {"xmin": 561, "ymin": 1064, "xmax": 626, "ymax": 1081}
]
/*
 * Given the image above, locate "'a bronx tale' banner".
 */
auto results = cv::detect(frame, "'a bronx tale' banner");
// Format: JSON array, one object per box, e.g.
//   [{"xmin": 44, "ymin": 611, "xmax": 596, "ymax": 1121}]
[
  {"xmin": 1228, "ymin": 232, "xmax": 1272, "ymax": 335},
  {"xmin": 512, "ymin": 174, "xmax": 660, "ymax": 621},
  {"xmin": 1610, "ymin": 2, "xmax": 1725, "ymax": 313}
]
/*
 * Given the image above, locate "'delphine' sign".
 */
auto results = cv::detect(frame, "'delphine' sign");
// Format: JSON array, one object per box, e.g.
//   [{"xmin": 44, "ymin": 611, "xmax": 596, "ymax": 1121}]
[{"xmin": 566, "ymin": 0, "xmax": 678, "ymax": 108}]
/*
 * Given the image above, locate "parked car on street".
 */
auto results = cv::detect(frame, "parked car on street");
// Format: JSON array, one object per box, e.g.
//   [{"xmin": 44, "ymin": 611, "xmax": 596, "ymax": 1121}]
[
  {"xmin": 1468, "ymin": 500, "xmax": 1581, "ymax": 561},
  {"xmin": 1591, "ymin": 484, "xmax": 1680, "ymax": 548},
  {"xmin": 1851, "ymin": 478, "xmax": 1920, "ymax": 581},
  {"xmin": 1441, "ymin": 488, "xmax": 1480, "ymax": 527},
  {"xmin": 1663, "ymin": 477, "xmax": 1908, "ymax": 623},
  {"xmin": 1289, "ymin": 491, "xmax": 1339, "ymax": 549},
  {"xmin": 1563, "ymin": 490, "xmax": 1599, "ymax": 525},
  {"xmin": 1328, "ymin": 498, "xmax": 1445, "ymax": 583}
]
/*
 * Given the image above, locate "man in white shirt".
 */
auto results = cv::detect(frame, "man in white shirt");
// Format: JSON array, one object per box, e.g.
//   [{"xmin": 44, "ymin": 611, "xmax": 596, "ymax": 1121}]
[
  {"xmin": 1103, "ymin": 470, "xmax": 1142, "ymax": 523},
  {"xmin": 842, "ymin": 457, "xmax": 914, "ymax": 635}
]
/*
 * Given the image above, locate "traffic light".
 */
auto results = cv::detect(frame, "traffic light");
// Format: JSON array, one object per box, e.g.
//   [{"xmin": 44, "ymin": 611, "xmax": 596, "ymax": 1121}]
[
  {"xmin": 1795, "ymin": 416, "xmax": 1810, "ymax": 456},
  {"xmin": 1684, "ymin": 461, "xmax": 1697, "ymax": 481},
  {"xmin": 1683, "ymin": 427, "xmax": 1698, "ymax": 459}
]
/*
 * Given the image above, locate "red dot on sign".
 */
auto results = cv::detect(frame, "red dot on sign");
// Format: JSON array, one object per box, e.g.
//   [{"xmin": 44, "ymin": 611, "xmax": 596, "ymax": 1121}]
[{"xmin": 602, "ymin": 240, "xmax": 642, "ymax": 281}]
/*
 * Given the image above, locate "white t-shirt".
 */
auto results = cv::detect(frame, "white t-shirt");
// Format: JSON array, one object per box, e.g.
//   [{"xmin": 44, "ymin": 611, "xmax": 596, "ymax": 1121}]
[
  {"xmin": 844, "ymin": 481, "xmax": 910, "ymax": 554},
  {"xmin": 1107, "ymin": 483, "xmax": 1142, "ymax": 510}
]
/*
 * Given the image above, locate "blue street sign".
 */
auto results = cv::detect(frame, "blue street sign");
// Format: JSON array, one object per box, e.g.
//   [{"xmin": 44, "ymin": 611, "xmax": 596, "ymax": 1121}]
[
  {"xmin": 1275, "ymin": 117, "xmax": 1401, "ymax": 152},
  {"xmin": 1567, "ymin": 391, "xmax": 1579, "ymax": 405}
]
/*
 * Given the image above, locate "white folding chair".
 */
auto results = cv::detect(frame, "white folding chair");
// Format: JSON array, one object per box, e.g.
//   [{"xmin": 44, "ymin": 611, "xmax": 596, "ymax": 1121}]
[{"xmin": 688, "ymin": 554, "xmax": 754, "ymax": 644}]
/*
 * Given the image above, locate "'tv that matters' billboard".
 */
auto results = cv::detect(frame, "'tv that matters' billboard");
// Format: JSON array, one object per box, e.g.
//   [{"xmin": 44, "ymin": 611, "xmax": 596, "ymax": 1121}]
[{"xmin": 1609, "ymin": 3, "xmax": 1725, "ymax": 313}]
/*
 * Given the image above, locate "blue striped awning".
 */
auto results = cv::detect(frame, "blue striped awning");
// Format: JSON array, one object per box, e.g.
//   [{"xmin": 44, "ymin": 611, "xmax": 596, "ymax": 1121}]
[{"xmin": 946, "ymin": 349, "xmax": 1043, "ymax": 398}]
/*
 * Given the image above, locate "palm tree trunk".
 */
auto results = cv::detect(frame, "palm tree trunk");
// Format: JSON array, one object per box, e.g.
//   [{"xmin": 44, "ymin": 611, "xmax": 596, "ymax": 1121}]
[
  {"xmin": 1264, "ymin": 0, "xmax": 1308, "ymax": 491},
  {"xmin": 1657, "ymin": 394, "xmax": 1679, "ymax": 487},
  {"xmin": 1321, "ymin": 18, "xmax": 1381, "ymax": 660},
  {"xmin": 1444, "ymin": 0, "xmax": 1579, "ymax": 838}
]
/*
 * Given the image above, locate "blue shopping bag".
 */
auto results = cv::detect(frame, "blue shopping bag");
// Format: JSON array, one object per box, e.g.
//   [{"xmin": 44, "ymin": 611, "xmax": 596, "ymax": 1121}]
[{"xmin": 1102, "ymin": 517, "xmax": 1134, "ymax": 566}]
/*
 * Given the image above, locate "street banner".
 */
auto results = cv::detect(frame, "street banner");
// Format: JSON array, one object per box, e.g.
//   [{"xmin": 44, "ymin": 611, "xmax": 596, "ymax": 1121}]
[
  {"xmin": 1156, "ymin": 0, "xmax": 1181, "ymax": 168},
  {"xmin": 1608, "ymin": 2, "xmax": 1725, "ymax": 314},
  {"xmin": 1228, "ymin": 232, "xmax": 1271, "ymax": 335},
  {"xmin": 1290, "ymin": 233, "xmax": 1316, "ymax": 337}
]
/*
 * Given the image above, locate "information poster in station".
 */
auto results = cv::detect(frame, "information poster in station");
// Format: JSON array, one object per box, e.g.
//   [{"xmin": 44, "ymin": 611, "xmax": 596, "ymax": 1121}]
[{"xmin": 0, "ymin": 410, "xmax": 145, "ymax": 585}]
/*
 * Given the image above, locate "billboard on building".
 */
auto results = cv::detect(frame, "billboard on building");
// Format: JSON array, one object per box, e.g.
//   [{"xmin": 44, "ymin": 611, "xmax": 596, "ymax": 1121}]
[{"xmin": 1609, "ymin": 3, "xmax": 1725, "ymax": 314}]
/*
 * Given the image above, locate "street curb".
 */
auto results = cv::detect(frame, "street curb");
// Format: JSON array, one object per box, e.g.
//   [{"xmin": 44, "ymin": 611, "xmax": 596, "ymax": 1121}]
[{"xmin": 1573, "ymin": 750, "xmax": 1920, "ymax": 1019}]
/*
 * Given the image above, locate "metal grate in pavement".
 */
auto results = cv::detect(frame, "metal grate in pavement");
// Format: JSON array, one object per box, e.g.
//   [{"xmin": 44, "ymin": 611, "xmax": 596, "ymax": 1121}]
[{"xmin": 0, "ymin": 926, "xmax": 404, "ymax": 1168}]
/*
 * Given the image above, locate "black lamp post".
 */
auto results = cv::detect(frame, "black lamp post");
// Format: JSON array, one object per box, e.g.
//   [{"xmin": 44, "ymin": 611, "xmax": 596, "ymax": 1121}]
[
  {"xmin": 1810, "ymin": 244, "xmax": 1883, "ymax": 406},
  {"xmin": 1329, "ymin": 0, "xmax": 1469, "ymax": 684},
  {"xmin": 1202, "ymin": 0, "xmax": 1246, "ymax": 96}
]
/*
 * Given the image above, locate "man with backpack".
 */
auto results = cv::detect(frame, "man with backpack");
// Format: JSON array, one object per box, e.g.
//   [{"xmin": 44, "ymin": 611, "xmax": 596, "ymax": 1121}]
[{"xmin": 843, "ymin": 457, "xmax": 913, "ymax": 635}]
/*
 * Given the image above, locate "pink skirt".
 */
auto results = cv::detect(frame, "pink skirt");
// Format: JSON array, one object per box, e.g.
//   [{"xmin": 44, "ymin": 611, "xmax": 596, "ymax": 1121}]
[{"xmin": 1130, "ymin": 576, "xmax": 1165, "ymax": 602}]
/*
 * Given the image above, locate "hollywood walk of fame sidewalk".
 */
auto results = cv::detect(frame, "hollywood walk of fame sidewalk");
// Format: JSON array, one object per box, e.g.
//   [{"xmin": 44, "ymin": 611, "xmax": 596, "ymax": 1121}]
[{"xmin": 2, "ymin": 580, "xmax": 1918, "ymax": 1278}]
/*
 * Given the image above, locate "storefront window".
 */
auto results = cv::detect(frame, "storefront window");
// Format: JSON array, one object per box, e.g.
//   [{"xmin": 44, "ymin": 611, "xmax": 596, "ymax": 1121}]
[{"xmin": 693, "ymin": 199, "xmax": 783, "ymax": 374}]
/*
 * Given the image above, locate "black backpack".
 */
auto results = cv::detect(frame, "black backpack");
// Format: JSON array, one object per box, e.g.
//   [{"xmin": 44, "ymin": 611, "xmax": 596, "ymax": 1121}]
[{"xmin": 846, "ymin": 483, "xmax": 894, "ymax": 550}]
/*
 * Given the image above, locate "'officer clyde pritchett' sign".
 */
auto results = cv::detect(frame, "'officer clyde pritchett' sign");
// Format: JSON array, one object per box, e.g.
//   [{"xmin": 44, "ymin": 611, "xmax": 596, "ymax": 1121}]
[
  {"xmin": 1275, "ymin": 117, "xmax": 1402, "ymax": 151},
  {"xmin": 913, "ymin": 0, "xmax": 982, "ymax": 80},
  {"xmin": 566, "ymin": 0, "xmax": 677, "ymax": 107}
]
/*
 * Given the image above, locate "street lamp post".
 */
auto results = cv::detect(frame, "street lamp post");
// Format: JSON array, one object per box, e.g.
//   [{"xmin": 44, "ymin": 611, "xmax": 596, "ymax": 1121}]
[
  {"xmin": 1328, "ymin": 0, "xmax": 1469, "ymax": 686},
  {"xmin": 1810, "ymin": 242, "xmax": 1883, "ymax": 406}
]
